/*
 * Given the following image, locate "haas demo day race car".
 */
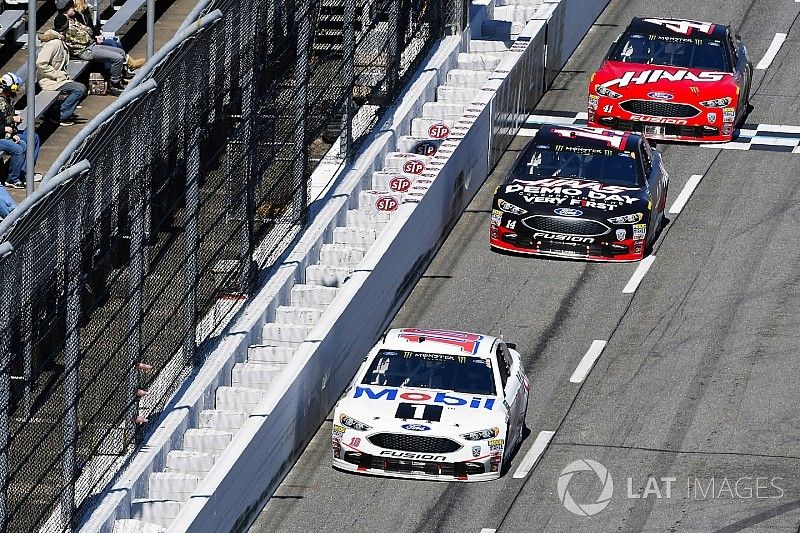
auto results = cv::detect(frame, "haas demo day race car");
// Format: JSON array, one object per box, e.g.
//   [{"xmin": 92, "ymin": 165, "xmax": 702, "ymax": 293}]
[
  {"xmin": 588, "ymin": 17, "xmax": 752, "ymax": 142},
  {"xmin": 332, "ymin": 328, "xmax": 529, "ymax": 481},
  {"xmin": 490, "ymin": 126, "xmax": 668, "ymax": 261}
]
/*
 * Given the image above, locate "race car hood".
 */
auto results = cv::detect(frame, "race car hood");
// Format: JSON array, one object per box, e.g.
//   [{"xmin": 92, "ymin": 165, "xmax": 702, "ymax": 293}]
[
  {"xmin": 337, "ymin": 384, "xmax": 507, "ymax": 432},
  {"xmin": 593, "ymin": 61, "xmax": 737, "ymax": 101},
  {"xmin": 496, "ymin": 177, "xmax": 649, "ymax": 216}
]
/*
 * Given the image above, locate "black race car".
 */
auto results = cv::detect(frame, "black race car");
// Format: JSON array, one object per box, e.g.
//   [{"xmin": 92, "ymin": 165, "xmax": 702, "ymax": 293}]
[{"xmin": 490, "ymin": 126, "xmax": 669, "ymax": 261}]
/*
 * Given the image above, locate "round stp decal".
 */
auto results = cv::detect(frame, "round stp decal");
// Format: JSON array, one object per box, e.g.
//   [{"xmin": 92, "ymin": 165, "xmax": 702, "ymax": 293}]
[
  {"xmin": 389, "ymin": 176, "xmax": 412, "ymax": 192},
  {"xmin": 402, "ymin": 424, "xmax": 431, "ymax": 431},
  {"xmin": 427, "ymin": 123, "xmax": 450, "ymax": 139},
  {"xmin": 413, "ymin": 141, "xmax": 438, "ymax": 156},
  {"xmin": 647, "ymin": 91, "xmax": 674, "ymax": 100},
  {"xmin": 402, "ymin": 160, "xmax": 426, "ymax": 175},
  {"xmin": 375, "ymin": 196, "xmax": 399, "ymax": 212},
  {"xmin": 554, "ymin": 208, "xmax": 583, "ymax": 217}
]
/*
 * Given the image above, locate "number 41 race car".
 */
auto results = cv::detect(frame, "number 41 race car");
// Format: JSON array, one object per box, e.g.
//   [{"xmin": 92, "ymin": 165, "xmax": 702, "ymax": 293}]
[
  {"xmin": 588, "ymin": 17, "xmax": 752, "ymax": 142},
  {"xmin": 332, "ymin": 328, "xmax": 529, "ymax": 481}
]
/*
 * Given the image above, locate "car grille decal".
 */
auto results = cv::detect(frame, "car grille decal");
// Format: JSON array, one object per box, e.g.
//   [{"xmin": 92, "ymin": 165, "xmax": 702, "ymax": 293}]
[
  {"xmin": 368, "ymin": 433, "xmax": 462, "ymax": 453},
  {"xmin": 522, "ymin": 216, "xmax": 610, "ymax": 237},
  {"xmin": 620, "ymin": 100, "xmax": 700, "ymax": 118}
]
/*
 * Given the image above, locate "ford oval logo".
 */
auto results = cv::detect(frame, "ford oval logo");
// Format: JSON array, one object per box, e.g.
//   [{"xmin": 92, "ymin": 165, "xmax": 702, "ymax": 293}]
[
  {"xmin": 648, "ymin": 91, "xmax": 674, "ymax": 100},
  {"xmin": 554, "ymin": 208, "xmax": 583, "ymax": 217},
  {"xmin": 402, "ymin": 424, "xmax": 431, "ymax": 431}
]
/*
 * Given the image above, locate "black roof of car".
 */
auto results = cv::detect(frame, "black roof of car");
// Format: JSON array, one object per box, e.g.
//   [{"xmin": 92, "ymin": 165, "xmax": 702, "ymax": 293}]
[
  {"xmin": 627, "ymin": 17, "xmax": 729, "ymax": 40},
  {"xmin": 533, "ymin": 125, "xmax": 642, "ymax": 154}
]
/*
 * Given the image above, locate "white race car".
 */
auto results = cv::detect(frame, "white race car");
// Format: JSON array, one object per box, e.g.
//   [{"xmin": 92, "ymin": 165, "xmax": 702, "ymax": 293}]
[{"xmin": 332, "ymin": 328, "xmax": 529, "ymax": 481}]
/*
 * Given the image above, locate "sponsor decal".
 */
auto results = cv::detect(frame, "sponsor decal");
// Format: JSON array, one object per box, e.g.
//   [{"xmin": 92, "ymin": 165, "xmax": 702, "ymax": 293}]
[
  {"xmin": 402, "ymin": 160, "xmax": 426, "ymax": 175},
  {"xmin": 506, "ymin": 180, "xmax": 640, "ymax": 212},
  {"xmin": 600, "ymin": 70, "xmax": 726, "ymax": 89},
  {"xmin": 533, "ymin": 232, "xmax": 595, "ymax": 244},
  {"xmin": 690, "ymin": 86, "xmax": 700, "ymax": 94},
  {"xmin": 723, "ymin": 124, "xmax": 733, "ymax": 135},
  {"xmin": 707, "ymin": 112, "xmax": 717, "ymax": 123},
  {"xmin": 551, "ymin": 128, "xmax": 626, "ymax": 149},
  {"xmin": 380, "ymin": 450, "xmax": 447, "ymax": 461},
  {"xmin": 413, "ymin": 141, "xmax": 439, "ymax": 156},
  {"xmin": 402, "ymin": 423, "xmax": 431, "ymax": 431},
  {"xmin": 588, "ymin": 94, "xmax": 599, "ymax": 110},
  {"xmin": 491, "ymin": 209, "xmax": 503, "ymax": 227},
  {"xmin": 488, "ymin": 438, "xmax": 504, "ymax": 448},
  {"xmin": 554, "ymin": 208, "xmax": 583, "ymax": 217},
  {"xmin": 389, "ymin": 176, "xmax": 412, "ymax": 192},
  {"xmin": 723, "ymin": 107, "xmax": 736, "ymax": 122},
  {"xmin": 647, "ymin": 91, "xmax": 674, "ymax": 100},
  {"xmin": 634, "ymin": 242, "xmax": 644, "ymax": 254},
  {"xmin": 472, "ymin": 446, "xmax": 481, "ymax": 458},
  {"xmin": 630, "ymin": 115, "xmax": 689, "ymax": 125},
  {"xmin": 633, "ymin": 224, "xmax": 647, "ymax": 240},
  {"xmin": 642, "ymin": 18, "xmax": 714, "ymax": 35},
  {"xmin": 616, "ymin": 228, "xmax": 626, "ymax": 240},
  {"xmin": 354, "ymin": 386, "xmax": 496, "ymax": 410},
  {"xmin": 376, "ymin": 196, "xmax": 399, "ymax": 212},
  {"xmin": 428, "ymin": 123, "xmax": 450, "ymax": 139},
  {"xmin": 332, "ymin": 424, "xmax": 346, "ymax": 436},
  {"xmin": 399, "ymin": 328, "xmax": 483, "ymax": 354}
]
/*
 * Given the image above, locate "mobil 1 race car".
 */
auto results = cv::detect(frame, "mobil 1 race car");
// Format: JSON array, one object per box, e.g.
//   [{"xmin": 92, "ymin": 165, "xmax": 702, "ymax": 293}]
[
  {"xmin": 332, "ymin": 328, "xmax": 529, "ymax": 481},
  {"xmin": 490, "ymin": 126, "xmax": 668, "ymax": 262},
  {"xmin": 588, "ymin": 17, "xmax": 752, "ymax": 142}
]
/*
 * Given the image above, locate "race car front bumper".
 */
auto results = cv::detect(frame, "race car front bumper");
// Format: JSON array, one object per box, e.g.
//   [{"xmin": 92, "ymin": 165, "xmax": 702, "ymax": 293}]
[
  {"xmin": 588, "ymin": 113, "xmax": 734, "ymax": 143},
  {"xmin": 490, "ymin": 225, "xmax": 646, "ymax": 262}
]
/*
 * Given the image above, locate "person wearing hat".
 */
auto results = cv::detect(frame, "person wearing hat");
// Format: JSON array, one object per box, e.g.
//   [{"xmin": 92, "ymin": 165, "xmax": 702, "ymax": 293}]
[
  {"xmin": 0, "ymin": 72, "xmax": 41, "ymax": 189},
  {"xmin": 66, "ymin": 0, "xmax": 146, "ymax": 73},
  {"xmin": 38, "ymin": 15, "xmax": 87, "ymax": 126},
  {"xmin": 55, "ymin": 2, "xmax": 126, "ymax": 95}
]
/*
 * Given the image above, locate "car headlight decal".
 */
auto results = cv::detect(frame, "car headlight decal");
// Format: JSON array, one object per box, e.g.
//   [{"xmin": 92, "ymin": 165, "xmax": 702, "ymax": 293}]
[
  {"xmin": 497, "ymin": 198, "xmax": 527, "ymax": 215},
  {"xmin": 607, "ymin": 212, "xmax": 644, "ymax": 224},
  {"xmin": 700, "ymin": 97, "xmax": 732, "ymax": 108},
  {"xmin": 595, "ymin": 84, "xmax": 622, "ymax": 99},
  {"xmin": 339, "ymin": 413, "xmax": 372, "ymax": 431},
  {"xmin": 461, "ymin": 426, "xmax": 500, "ymax": 441}
]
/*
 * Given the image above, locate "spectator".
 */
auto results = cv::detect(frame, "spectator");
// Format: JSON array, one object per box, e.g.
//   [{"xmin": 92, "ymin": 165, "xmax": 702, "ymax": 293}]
[
  {"xmin": 0, "ymin": 73, "xmax": 41, "ymax": 189},
  {"xmin": 0, "ymin": 184, "xmax": 15, "ymax": 219},
  {"xmin": 38, "ymin": 21, "xmax": 88, "ymax": 127},
  {"xmin": 61, "ymin": 0, "xmax": 146, "ymax": 75},
  {"xmin": 54, "ymin": 9, "xmax": 126, "ymax": 95}
]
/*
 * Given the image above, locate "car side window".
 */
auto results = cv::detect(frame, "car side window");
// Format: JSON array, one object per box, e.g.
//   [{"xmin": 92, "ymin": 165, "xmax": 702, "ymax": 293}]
[
  {"xmin": 496, "ymin": 343, "xmax": 511, "ymax": 389},
  {"xmin": 639, "ymin": 141, "xmax": 653, "ymax": 176},
  {"xmin": 727, "ymin": 31, "xmax": 738, "ymax": 64}
]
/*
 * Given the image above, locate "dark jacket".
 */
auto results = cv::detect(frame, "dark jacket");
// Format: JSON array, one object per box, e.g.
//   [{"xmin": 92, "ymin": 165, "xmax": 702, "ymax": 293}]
[{"xmin": 0, "ymin": 93, "xmax": 16, "ymax": 135}]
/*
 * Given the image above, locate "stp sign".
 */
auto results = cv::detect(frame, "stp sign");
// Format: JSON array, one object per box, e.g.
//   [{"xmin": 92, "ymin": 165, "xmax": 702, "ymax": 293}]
[
  {"xmin": 389, "ymin": 176, "xmax": 412, "ymax": 192},
  {"xmin": 413, "ymin": 141, "xmax": 438, "ymax": 156},
  {"xmin": 402, "ymin": 160, "xmax": 426, "ymax": 175},
  {"xmin": 428, "ymin": 123, "xmax": 450, "ymax": 139},
  {"xmin": 375, "ymin": 196, "xmax": 399, "ymax": 212}
]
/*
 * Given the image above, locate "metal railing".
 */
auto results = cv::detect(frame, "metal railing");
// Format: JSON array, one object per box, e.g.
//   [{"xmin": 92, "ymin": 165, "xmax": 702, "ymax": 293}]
[{"xmin": 0, "ymin": 0, "xmax": 465, "ymax": 530}]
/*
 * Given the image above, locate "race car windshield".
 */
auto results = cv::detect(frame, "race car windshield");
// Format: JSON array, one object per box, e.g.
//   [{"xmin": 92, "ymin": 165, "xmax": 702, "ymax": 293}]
[
  {"xmin": 610, "ymin": 33, "xmax": 730, "ymax": 71},
  {"xmin": 361, "ymin": 349, "xmax": 496, "ymax": 396},
  {"xmin": 513, "ymin": 147, "xmax": 643, "ymax": 187}
]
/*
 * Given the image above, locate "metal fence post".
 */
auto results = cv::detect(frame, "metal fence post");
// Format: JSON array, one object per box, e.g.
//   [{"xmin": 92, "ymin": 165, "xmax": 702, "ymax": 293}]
[
  {"xmin": 339, "ymin": 0, "xmax": 356, "ymax": 161},
  {"xmin": 25, "ymin": 0, "xmax": 36, "ymax": 196},
  {"xmin": 386, "ymin": 0, "xmax": 402, "ymax": 98},
  {"xmin": 19, "ymin": 245, "xmax": 33, "ymax": 418},
  {"xmin": 127, "ymin": 165, "xmax": 145, "ymax": 437},
  {"xmin": 294, "ymin": 0, "xmax": 312, "ymax": 216},
  {"xmin": 60, "ymin": 187, "xmax": 84, "ymax": 530},
  {"xmin": 0, "ymin": 245, "xmax": 15, "ymax": 529}
]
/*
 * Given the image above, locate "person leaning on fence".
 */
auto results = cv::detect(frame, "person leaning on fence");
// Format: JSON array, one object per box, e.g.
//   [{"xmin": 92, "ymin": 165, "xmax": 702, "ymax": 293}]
[
  {"xmin": 0, "ymin": 182, "xmax": 16, "ymax": 219},
  {"xmin": 38, "ymin": 18, "xmax": 88, "ymax": 127},
  {"xmin": 0, "ymin": 73, "xmax": 42, "ymax": 189},
  {"xmin": 55, "ymin": 4, "xmax": 126, "ymax": 96},
  {"xmin": 59, "ymin": 0, "xmax": 146, "ymax": 76}
]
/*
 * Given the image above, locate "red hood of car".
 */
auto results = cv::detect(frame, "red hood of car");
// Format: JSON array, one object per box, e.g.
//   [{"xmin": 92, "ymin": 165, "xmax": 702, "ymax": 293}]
[{"xmin": 592, "ymin": 61, "xmax": 738, "ymax": 101}]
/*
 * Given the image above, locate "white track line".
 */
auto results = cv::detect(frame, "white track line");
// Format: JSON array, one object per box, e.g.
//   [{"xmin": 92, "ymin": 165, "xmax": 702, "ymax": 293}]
[
  {"xmin": 756, "ymin": 33, "xmax": 787, "ymax": 69},
  {"xmin": 669, "ymin": 174, "xmax": 704, "ymax": 214},
  {"xmin": 513, "ymin": 430, "xmax": 556, "ymax": 479},
  {"xmin": 479, "ymin": 529, "xmax": 497, "ymax": 533},
  {"xmin": 623, "ymin": 255, "xmax": 655, "ymax": 294},
  {"xmin": 569, "ymin": 340, "xmax": 607, "ymax": 383}
]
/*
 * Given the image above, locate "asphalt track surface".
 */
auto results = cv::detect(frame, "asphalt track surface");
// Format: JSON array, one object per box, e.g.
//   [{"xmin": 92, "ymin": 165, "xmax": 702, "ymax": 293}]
[{"xmin": 251, "ymin": 1, "xmax": 800, "ymax": 531}]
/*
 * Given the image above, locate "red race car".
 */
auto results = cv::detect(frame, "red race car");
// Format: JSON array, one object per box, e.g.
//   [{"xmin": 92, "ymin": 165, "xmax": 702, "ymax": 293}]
[{"xmin": 588, "ymin": 17, "xmax": 752, "ymax": 143}]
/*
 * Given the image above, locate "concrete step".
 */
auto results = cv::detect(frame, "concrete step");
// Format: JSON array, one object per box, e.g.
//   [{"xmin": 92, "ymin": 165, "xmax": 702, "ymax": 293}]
[
  {"xmin": 371, "ymin": 171, "xmax": 417, "ymax": 193},
  {"xmin": 216, "ymin": 386, "xmax": 266, "ymax": 413},
  {"xmin": 346, "ymin": 209, "xmax": 391, "ymax": 231},
  {"xmin": 481, "ymin": 18, "xmax": 525, "ymax": 40},
  {"xmin": 397, "ymin": 136, "xmax": 444, "ymax": 156},
  {"xmin": 358, "ymin": 190, "xmax": 410, "ymax": 213},
  {"xmin": 275, "ymin": 305, "xmax": 324, "ymax": 325},
  {"xmin": 332, "ymin": 226, "xmax": 377, "ymax": 250},
  {"xmin": 129, "ymin": 500, "xmax": 182, "ymax": 529},
  {"xmin": 319, "ymin": 243, "xmax": 366, "ymax": 268},
  {"xmin": 199, "ymin": 409, "xmax": 248, "ymax": 432},
  {"xmin": 437, "ymin": 85, "xmax": 481, "ymax": 103},
  {"xmin": 469, "ymin": 39, "xmax": 511, "ymax": 52},
  {"xmin": 411, "ymin": 116, "xmax": 456, "ymax": 138},
  {"xmin": 493, "ymin": 4, "xmax": 540, "ymax": 22},
  {"xmin": 383, "ymin": 152, "xmax": 430, "ymax": 175},
  {"xmin": 182, "ymin": 427, "xmax": 234, "ymax": 455},
  {"xmin": 165, "ymin": 450, "xmax": 215, "ymax": 477},
  {"xmin": 306, "ymin": 264, "xmax": 352, "ymax": 288},
  {"xmin": 113, "ymin": 519, "xmax": 167, "ymax": 533},
  {"xmin": 148, "ymin": 472, "xmax": 201, "ymax": 502},
  {"xmin": 248, "ymin": 344, "xmax": 296, "ymax": 363},
  {"xmin": 231, "ymin": 361, "xmax": 287, "ymax": 389},
  {"xmin": 262, "ymin": 322, "xmax": 313, "ymax": 346},
  {"xmin": 290, "ymin": 284, "xmax": 338, "ymax": 310},
  {"xmin": 446, "ymin": 68, "xmax": 491, "ymax": 89},
  {"xmin": 457, "ymin": 52, "xmax": 504, "ymax": 71},
  {"xmin": 422, "ymin": 101, "xmax": 467, "ymax": 120}
]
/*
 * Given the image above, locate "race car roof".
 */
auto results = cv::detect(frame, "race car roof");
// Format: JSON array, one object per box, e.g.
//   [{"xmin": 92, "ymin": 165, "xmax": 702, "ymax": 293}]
[
  {"xmin": 382, "ymin": 328, "xmax": 499, "ymax": 358},
  {"xmin": 533, "ymin": 125, "xmax": 641, "ymax": 155},
  {"xmin": 627, "ymin": 17, "xmax": 728, "ymax": 40}
]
